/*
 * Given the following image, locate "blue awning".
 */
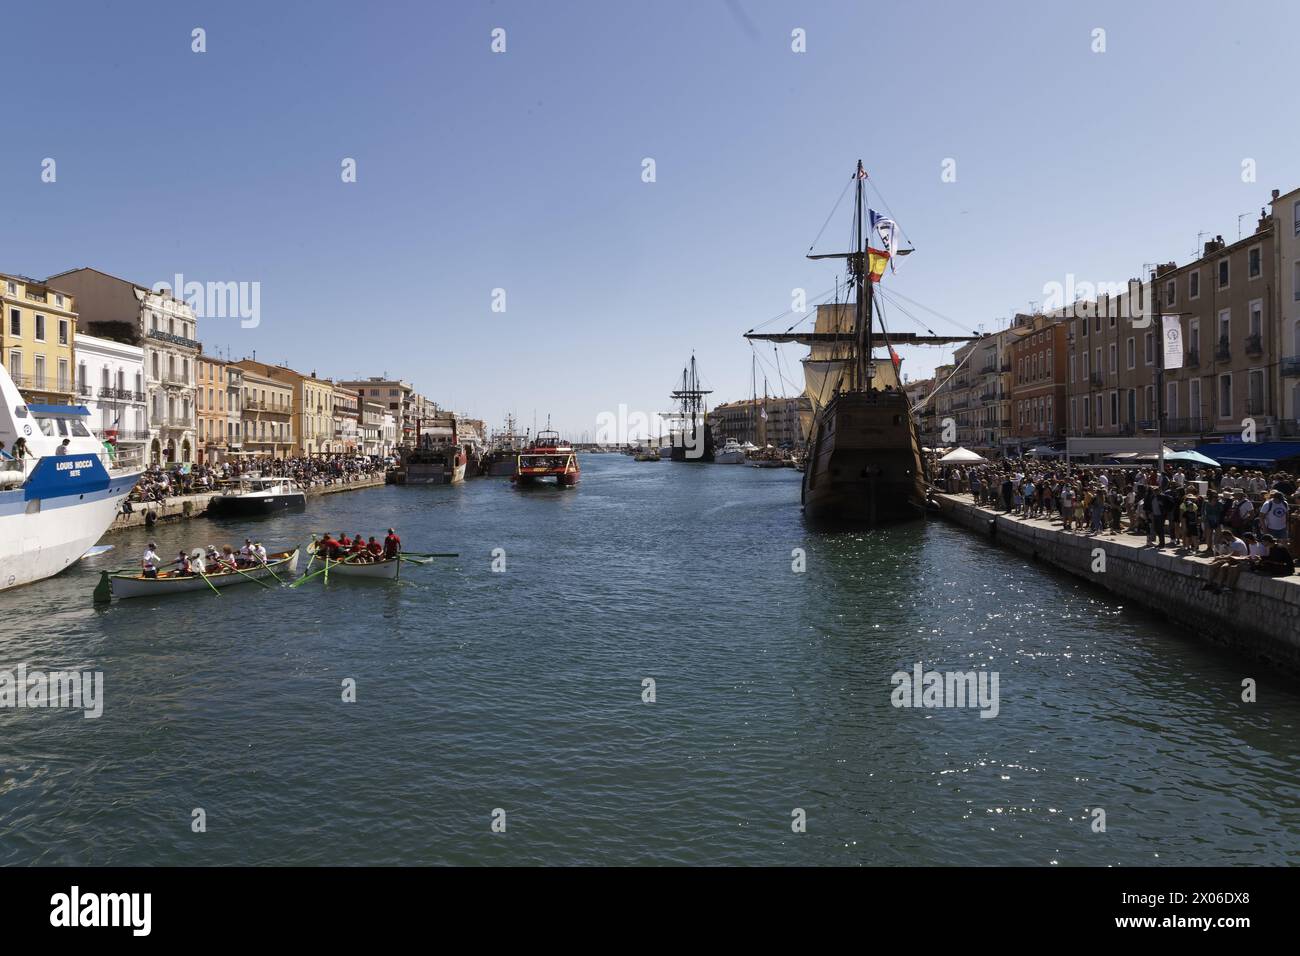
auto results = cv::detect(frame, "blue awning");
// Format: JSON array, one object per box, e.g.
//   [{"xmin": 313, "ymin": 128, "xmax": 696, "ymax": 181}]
[
  {"xmin": 23, "ymin": 404, "xmax": 90, "ymax": 417},
  {"xmin": 1195, "ymin": 441, "xmax": 1300, "ymax": 466}
]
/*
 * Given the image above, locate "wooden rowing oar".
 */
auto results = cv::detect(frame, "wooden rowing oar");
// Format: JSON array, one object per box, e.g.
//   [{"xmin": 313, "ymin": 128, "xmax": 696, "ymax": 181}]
[
  {"xmin": 399, "ymin": 551, "xmax": 459, "ymax": 558},
  {"xmin": 258, "ymin": 559, "xmax": 285, "ymax": 585},
  {"xmin": 289, "ymin": 551, "xmax": 361, "ymax": 588},
  {"xmin": 195, "ymin": 567, "xmax": 222, "ymax": 596},
  {"xmin": 226, "ymin": 563, "xmax": 274, "ymax": 590}
]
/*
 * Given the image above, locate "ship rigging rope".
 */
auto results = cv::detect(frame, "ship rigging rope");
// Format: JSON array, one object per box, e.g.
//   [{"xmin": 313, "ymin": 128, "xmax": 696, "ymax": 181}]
[
  {"xmin": 807, "ymin": 174, "xmax": 855, "ymax": 255},
  {"xmin": 744, "ymin": 282, "xmax": 846, "ymax": 335},
  {"xmin": 878, "ymin": 286, "xmax": 980, "ymax": 337},
  {"xmin": 911, "ymin": 349, "xmax": 976, "ymax": 416}
]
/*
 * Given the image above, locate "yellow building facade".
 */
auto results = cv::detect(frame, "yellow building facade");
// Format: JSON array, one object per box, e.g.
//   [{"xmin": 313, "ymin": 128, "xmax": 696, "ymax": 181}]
[{"xmin": 1, "ymin": 273, "xmax": 78, "ymax": 405}]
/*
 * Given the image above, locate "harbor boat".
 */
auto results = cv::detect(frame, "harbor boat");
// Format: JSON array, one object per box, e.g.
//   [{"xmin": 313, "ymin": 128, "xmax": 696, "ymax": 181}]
[
  {"xmin": 207, "ymin": 475, "xmax": 306, "ymax": 516},
  {"xmin": 0, "ymin": 364, "xmax": 145, "ymax": 592},
  {"xmin": 633, "ymin": 446, "xmax": 660, "ymax": 462},
  {"xmin": 714, "ymin": 438, "xmax": 746, "ymax": 464},
  {"xmin": 391, "ymin": 411, "xmax": 469, "ymax": 484},
  {"xmin": 513, "ymin": 423, "xmax": 580, "ymax": 486},
  {"xmin": 480, "ymin": 414, "xmax": 526, "ymax": 476},
  {"xmin": 305, "ymin": 543, "xmax": 403, "ymax": 580},
  {"xmin": 318, "ymin": 555, "xmax": 401, "ymax": 580},
  {"xmin": 667, "ymin": 356, "xmax": 714, "ymax": 462},
  {"xmin": 102, "ymin": 549, "xmax": 300, "ymax": 600},
  {"xmin": 745, "ymin": 160, "xmax": 980, "ymax": 524}
]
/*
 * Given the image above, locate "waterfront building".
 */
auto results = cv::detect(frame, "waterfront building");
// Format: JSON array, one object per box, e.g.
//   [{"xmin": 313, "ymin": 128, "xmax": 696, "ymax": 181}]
[
  {"xmin": 359, "ymin": 399, "xmax": 386, "ymax": 456},
  {"xmin": 1, "ymin": 273, "xmax": 78, "ymax": 406},
  {"xmin": 1273, "ymin": 186, "xmax": 1300, "ymax": 435},
  {"xmin": 48, "ymin": 267, "xmax": 200, "ymax": 463},
  {"xmin": 903, "ymin": 377, "xmax": 933, "ymax": 440},
  {"xmin": 74, "ymin": 333, "xmax": 148, "ymax": 449},
  {"xmin": 234, "ymin": 359, "xmax": 334, "ymax": 457},
  {"xmin": 948, "ymin": 340, "xmax": 980, "ymax": 449},
  {"xmin": 968, "ymin": 328, "xmax": 1015, "ymax": 454},
  {"xmin": 236, "ymin": 363, "xmax": 294, "ymax": 456},
  {"xmin": 928, "ymin": 363, "xmax": 955, "ymax": 447},
  {"xmin": 708, "ymin": 395, "xmax": 809, "ymax": 448},
  {"xmin": 196, "ymin": 355, "xmax": 243, "ymax": 463},
  {"xmin": 380, "ymin": 410, "xmax": 398, "ymax": 456},
  {"xmin": 1008, "ymin": 312, "xmax": 1068, "ymax": 451},
  {"xmin": 339, "ymin": 377, "xmax": 416, "ymax": 447},
  {"xmin": 1064, "ymin": 210, "xmax": 1277, "ymax": 445},
  {"xmin": 330, "ymin": 382, "xmax": 360, "ymax": 453}
]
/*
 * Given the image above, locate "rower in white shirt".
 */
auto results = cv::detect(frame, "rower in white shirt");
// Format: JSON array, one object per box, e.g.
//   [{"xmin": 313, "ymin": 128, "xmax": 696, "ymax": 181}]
[{"xmin": 141, "ymin": 542, "xmax": 161, "ymax": 578}]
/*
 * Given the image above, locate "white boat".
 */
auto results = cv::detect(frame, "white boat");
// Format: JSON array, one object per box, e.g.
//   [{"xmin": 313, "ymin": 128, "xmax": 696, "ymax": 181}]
[
  {"xmin": 105, "ymin": 549, "xmax": 300, "ymax": 600},
  {"xmin": 0, "ymin": 364, "xmax": 144, "ymax": 592},
  {"xmin": 305, "ymin": 542, "xmax": 402, "ymax": 580},
  {"xmin": 714, "ymin": 439, "xmax": 747, "ymax": 464},
  {"xmin": 321, "ymin": 556, "xmax": 401, "ymax": 580},
  {"xmin": 208, "ymin": 475, "xmax": 306, "ymax": 516}
]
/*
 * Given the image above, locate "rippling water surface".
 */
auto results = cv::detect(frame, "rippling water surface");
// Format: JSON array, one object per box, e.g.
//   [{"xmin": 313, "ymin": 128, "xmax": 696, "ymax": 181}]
[{"xmin": 1, "ymin": 454, "xmax": 1297, "ymax": 865}]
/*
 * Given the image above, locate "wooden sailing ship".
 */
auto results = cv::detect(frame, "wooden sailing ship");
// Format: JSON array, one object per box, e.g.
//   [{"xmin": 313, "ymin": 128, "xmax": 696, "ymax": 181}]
[{"xmin": 746, "ymin": 160, "xmax": 980, "ymax": 524}]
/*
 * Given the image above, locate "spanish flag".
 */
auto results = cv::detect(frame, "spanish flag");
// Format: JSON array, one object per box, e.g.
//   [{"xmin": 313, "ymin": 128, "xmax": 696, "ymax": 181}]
[{"xmin": 868, "ymin": 247, "xmax": 890, "ymax": 283}]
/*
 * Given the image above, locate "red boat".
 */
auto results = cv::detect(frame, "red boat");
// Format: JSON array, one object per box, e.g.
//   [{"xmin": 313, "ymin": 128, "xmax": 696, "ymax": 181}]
[{"xmin": 513, "ymin": 428, "xmax": 580, "ymax": 487}]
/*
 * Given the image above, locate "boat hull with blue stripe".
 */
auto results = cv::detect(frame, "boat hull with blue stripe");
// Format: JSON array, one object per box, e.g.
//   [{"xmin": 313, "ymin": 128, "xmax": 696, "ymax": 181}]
[{"xmin": 0, "ymin": 368, "xmax": 143, "ymax": 592}]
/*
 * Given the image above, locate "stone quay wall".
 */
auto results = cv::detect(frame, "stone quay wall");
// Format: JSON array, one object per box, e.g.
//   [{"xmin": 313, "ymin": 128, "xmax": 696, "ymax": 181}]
[{"xmin": 935, "ymin": 494, "xmax": 1300, "ymax": 676}]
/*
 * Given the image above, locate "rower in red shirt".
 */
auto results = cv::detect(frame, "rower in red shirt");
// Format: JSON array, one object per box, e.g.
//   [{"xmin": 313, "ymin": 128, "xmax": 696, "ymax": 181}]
[
  {"xmin": 350, "ymin": 534, "xmax": 368, "ymax": 560},
  {"xmin": 367, "ymin": 536, "xmax": 383, "ymax": 558},
  {"xmin": 338, "ymin": 531, "xmax": 352, "ymax": 551},
  {"xmin": 383, "ymin": 528, "xmax": 401, "ymax": 560},
  {"xmin": 317, "ymin": 532, "xmax": 339, "ymax": 559}
]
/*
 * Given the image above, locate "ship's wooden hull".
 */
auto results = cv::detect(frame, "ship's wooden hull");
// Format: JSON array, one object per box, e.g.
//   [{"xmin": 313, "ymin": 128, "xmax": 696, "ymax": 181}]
[{"xmin": 801, "ymin": 390, "xmax": 926, "ymax": 524}]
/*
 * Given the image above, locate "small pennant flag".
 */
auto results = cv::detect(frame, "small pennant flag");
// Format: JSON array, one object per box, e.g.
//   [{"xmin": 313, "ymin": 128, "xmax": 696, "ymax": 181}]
[{"xmin": 888, "ymin": 345, "xmax": 902, "ymax": 370}]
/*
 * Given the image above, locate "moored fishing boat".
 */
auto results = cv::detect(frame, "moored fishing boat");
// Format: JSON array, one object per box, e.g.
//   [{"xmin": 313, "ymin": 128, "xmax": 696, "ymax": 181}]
[{"xmin": 103, "ymin": 549, "xmax": 299, "ymax": 600}]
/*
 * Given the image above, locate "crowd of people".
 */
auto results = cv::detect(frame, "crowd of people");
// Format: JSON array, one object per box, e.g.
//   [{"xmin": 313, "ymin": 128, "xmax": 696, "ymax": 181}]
[
  {"xmin": 126, "ymin": 454, "xmax": 389, "ymax": 507},
  {"xmin": 934, "ymin": 457, "xmax": 1298, "ymax": 592}
]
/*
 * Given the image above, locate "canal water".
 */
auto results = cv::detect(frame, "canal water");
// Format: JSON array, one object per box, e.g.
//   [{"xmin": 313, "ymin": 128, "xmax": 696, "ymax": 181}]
[{"xmin": 1, "ymin": 454, "xmax": 1297, "ymax": 866}]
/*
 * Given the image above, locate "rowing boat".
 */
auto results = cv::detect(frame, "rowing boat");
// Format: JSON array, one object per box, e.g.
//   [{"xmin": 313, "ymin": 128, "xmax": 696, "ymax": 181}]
[
  {"xmin": 321, "ymin": 556, "xmax": 401, "ymax": 580},
  {"xmin": 106, "ymin": 549, "xmax": 299, "ymax": 599},
  {"xmin": 305, "ymin": 543, "xmax": 401, "ymax": 580}
]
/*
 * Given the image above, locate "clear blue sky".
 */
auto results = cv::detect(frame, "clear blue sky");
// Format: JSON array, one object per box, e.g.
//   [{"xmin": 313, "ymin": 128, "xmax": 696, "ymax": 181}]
[{"xmin": 2, "ymin": 0, "xmax": 1296, "ymax": 439}]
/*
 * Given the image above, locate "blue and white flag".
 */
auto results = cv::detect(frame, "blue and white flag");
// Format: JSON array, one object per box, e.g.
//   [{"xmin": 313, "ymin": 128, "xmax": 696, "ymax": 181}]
[{"xmin": 869, "ymin": 209, "xmax": 900, "ymax": 267}]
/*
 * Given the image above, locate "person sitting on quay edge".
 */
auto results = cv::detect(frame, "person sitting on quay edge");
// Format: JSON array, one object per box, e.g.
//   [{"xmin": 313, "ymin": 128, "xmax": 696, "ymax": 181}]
[
  {"xmin": 1250, "ymin": 534, "xmax": 1296, "ymax": 578},
  {"xmin": 383, "ymin": 528, "xmax": 401, "ymax": 560},
  {"xmin": 1202, "ymin": 529, "xmax": 1250, "ymax": 593}
]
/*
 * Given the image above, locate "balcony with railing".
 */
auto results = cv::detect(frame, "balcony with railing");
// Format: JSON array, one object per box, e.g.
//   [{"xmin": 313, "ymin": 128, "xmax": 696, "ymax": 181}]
[
  {"xmin": 244, "ymin": 399, "xmax": 291, "ymax": 415},
  {"xmin": 1245, "ymin": 334, "xmax": 1264, "ymax": 356},
  {"xmin": 8, "ymin": 373, "xmax": 74, "ymax": 394},
  {"xmin": 1281, "ymin": 419, "xmax": 1300, "ymax": 437},
  {"xmin": 147, "ymin": 328, "xmax": 201, "ymax": 351},
  {"xmin": 1283, "ymin": 356, "xmax": 1300, "ymax": 377},
  {"xmin": 98, "ymin": 386, "xmax": 146, "ymax": 402},
  {"xmin": 158, "ymin": 416, "xmax": 193, "ymax": 430},
  {"xmin": 1164, "ymin": 417, "xmax": 1206, "ymax": 434},
  {"xmin": 1215, "ymin": 337, "xmax": 1231, "ymax": 361},
  {"xmin": 1245, "ymin": 398, "xmax": 1268, "ymax": 415},
  {"xmin": 1185, "ymin": 349, "xmax": 1199, "ymax": 368},
  {"xmin": 1088, "ymin": 373, "xmax": 1104, "ymax": 387}
]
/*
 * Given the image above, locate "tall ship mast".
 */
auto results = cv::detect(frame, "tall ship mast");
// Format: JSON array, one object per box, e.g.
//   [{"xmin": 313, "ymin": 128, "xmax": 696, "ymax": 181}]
[
  {"xmin": 668, "ymin": 355, "xmax": 714, "ymax": 463},
  {"xmin": 746, "ymin": 160, "xmax": 980, "ymax": 523}
]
